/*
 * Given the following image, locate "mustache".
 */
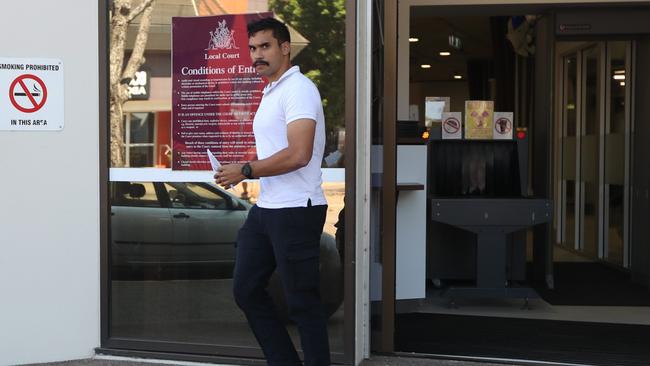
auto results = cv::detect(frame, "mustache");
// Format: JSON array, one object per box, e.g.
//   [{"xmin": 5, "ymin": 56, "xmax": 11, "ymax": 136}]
[{"xmin": 253, "ymin": 60, "xmax": 269, "ymax": 67}]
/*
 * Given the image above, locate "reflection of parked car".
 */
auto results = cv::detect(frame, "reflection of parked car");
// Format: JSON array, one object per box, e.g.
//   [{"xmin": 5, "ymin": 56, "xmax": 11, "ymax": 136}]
[
  {"xmin": 110, "ymin": 181, "xmax": 343, "ymax": 318},
  {"xmin": 110, "ymin": 181, "xmax": 251, "ymax": 276}
]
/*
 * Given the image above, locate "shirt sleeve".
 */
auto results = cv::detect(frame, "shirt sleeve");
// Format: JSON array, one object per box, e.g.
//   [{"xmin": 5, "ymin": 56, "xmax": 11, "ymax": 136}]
[{"xmin": 283, "ymin": 79, "xmax": 321, "ymax": 125}]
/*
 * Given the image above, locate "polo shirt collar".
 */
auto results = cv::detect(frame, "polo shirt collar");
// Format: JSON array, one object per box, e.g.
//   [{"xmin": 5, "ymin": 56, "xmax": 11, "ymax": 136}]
[{"xmin": 263, "ymin": 65, "xmax": 300, "ymax": 94}]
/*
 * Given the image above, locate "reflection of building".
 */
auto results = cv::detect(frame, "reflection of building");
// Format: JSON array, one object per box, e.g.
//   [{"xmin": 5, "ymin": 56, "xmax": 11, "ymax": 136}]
[{"xmin": 121, "ymin": 0, "xmax": 309, "ymax": 167}]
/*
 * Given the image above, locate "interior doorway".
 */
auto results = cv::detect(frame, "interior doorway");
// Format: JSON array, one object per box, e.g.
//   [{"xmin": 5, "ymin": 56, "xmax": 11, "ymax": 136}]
[
  {"xmin": 557, "ymin": 41, "xmax": 633, "ymax": 268},
  {"xmin": 384, "ymin": 4, "xmax": 650, "ymax": 365}
]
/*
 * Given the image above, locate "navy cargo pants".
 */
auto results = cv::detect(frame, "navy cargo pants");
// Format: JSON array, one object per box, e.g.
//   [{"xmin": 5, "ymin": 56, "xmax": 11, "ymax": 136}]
[{"xmin": 233, "ymin": 203, "xmax": 330, "ymax": 366}]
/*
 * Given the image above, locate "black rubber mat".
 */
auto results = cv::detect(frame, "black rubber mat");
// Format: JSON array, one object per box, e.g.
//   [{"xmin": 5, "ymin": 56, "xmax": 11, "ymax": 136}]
[
  {"xmin": 533, "ymin": 262, "xmax": 650, "ymax": 306},
  {"xmin": 396, "ymin": 312, "xmax": 650, "ymax": 366}
]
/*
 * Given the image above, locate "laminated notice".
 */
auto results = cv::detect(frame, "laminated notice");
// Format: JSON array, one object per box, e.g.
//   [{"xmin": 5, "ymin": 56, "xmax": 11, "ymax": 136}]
[
  {"xmin": 442, "ymin": 112, "xmax": 462, "ymax": 139},
  {"xmin": 493, "ymin": 112, "xmax": 514, "ymax": 139},
  {"xmin": 464, "ymin": 100, "xmax": 494, "ymax": 139}
]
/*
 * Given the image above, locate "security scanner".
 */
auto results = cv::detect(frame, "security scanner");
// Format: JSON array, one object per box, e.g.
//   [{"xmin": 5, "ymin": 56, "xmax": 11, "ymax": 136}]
[{"xmin": 427, "ymin": 133, "xmax": 551, "ymax": 305}]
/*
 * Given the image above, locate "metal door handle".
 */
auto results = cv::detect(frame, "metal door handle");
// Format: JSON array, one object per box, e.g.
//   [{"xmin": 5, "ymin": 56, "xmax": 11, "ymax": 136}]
[{"xmin": 173, "ymin": 213, "xmax": 190, "ymax": 219}]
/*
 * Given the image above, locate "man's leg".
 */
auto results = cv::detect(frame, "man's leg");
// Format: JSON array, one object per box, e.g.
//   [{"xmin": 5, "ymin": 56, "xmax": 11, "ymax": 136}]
[
  {"xmin": 233, "ymin": 205, "xmax": 301, "ymax": 366},
  {"xmin": 268, "ymin": 205, "xmax": 330, "ymax": 366}
]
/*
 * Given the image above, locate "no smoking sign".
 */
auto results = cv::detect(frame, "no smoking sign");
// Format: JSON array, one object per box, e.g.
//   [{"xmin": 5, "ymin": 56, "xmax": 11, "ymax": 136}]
[
  {"xmin": 1, "ymin": 57, "xmax": 64, "ymax": 131},
  {"xmin": 10, "ymin": 74, "xmax": 48, "ymax": 113}
]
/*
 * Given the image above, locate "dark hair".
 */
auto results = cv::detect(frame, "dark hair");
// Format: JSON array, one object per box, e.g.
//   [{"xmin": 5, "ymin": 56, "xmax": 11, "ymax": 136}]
[{"xmin": 247, "ymin": 17, "xmax": 291, "ymax": 45}]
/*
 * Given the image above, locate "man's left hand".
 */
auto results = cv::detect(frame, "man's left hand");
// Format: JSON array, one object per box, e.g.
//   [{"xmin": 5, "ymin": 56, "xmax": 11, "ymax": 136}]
[{"xmin": 214, "ymin": 163, "xmax": 245, "ymax": 188}]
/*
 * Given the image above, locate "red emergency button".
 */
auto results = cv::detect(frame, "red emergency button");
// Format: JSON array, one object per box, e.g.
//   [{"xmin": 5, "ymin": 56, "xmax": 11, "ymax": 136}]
[{"xmin": 516, "ymin": 128, "xmax": 527, "ymax": 140}]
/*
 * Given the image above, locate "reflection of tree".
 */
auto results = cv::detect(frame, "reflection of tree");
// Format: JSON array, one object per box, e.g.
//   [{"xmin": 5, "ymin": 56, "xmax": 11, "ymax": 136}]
[
  {"xmin": 270, "ymin": 0, "xmax": 346, "ymax": 155},
  {"xmin": 110, "ymin": 0, "xmax": 155, "ymax": 167}
]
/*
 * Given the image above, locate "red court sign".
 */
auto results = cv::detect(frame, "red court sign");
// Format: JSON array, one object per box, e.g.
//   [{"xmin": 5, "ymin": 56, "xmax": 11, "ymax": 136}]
[{"xmin": 9, "ymin": 74, "xmax": 48, "ymax": 113}]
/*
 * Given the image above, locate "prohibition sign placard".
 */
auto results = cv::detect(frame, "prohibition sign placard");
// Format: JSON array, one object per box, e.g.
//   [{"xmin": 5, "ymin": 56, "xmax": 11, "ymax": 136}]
[
  {"xmin": 1, "ymin": 57, "xmax": 64, "ymax": 131},
  {"xmin": 443, "ymin": 117, "xmax": 461, "ymax": 134},
  {"xmin": 493, "ymin": 112, "xmax": 514, "ymax": 139},
  {"xmin": 494, "ymin": 118, "xmax": 512, "ymax": 134},
  {"xmin": 9, "ymin": 74, "xmax": 48, "ymax": 113}
]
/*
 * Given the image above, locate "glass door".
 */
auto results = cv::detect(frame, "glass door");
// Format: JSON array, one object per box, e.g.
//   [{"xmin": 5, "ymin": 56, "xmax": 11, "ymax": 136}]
[
  {"xmin": 103, "ymin": 1, "xmax": 353, "ymax": 363},
  {"xmin": 604, "ymin": 41, "xmax": 632, "ymax": 267},
  {"xmin": 559, "ymin": 42, "xmax": 632, "ymax": 265},
  {"xmin": 579, "ymin": 44, "xmax": 603, "ymax": 258},
  {"xmin": 561, "ymin": 54, "xmax": 578, "ymax": 250}
]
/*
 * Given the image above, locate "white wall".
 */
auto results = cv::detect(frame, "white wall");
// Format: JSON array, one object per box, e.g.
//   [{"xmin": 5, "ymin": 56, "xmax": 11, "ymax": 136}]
[{"xmin": 0, "ymin": 1, "xmax": 100, "ymax": 365}]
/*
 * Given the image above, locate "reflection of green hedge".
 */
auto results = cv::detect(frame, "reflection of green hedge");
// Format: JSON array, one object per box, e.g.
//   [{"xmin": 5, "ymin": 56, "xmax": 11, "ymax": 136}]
[{"xmin": 270, "ymin": 0, "xmax": 346, "ymax": 153}]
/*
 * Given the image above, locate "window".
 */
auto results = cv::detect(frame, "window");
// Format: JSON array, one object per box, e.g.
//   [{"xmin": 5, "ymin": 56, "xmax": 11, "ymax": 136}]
[
  {"xmin": 111, "ymin": 181, "xmax": 161, "ymax": 208},
  {"xmin": 163, "ymin": 182, "xmax": 228, "ymax": 210},
  {"xmin": 124, "ymin": 112, "xmax": 155, "ymax": 167}
]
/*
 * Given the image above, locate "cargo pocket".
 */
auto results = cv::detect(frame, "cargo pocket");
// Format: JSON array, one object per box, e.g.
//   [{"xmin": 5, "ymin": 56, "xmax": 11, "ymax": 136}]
[{"xmin": 286, "ymin": 244, "xmax": 320, "ymax": 291}]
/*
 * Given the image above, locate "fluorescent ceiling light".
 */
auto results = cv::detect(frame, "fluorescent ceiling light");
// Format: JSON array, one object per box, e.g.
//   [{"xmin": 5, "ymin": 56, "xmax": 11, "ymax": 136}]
[
  {"xmin": 453, "ymin": 74, "xmax": 462, "ymax": 79},
  {"xmin": 439, "ymin": 51, "xmax": 451, "ymax": 56},
  {"xmin": 620, "ymin": 81, "xmax": 626, "ymax": 86},
  {"xmin": 409, "ymin": 37, "xmax": 419, "ymax": 42},
  {"xmin": 613, "ymin": 75, "xmax": 625, "ymax": 80},
  {"xmin": 614, "ymin": 69, "xmax": 626, "ymax": 74},
  {"xmin": 420, "ymin": 64, "xmax": 431, "ymax": 69}
]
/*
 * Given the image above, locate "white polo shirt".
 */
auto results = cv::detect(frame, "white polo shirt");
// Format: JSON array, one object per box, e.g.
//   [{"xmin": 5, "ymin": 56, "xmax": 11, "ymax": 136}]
[{"xmin": 253, "ymin": 66, "xmax": 327, "ymax": 208}]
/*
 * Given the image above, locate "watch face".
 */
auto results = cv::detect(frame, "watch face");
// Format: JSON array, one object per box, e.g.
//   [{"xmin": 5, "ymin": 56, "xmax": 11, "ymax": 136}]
[{"xmin": 242, "ymin": 163, "xmax": 252, "ymax": 178}]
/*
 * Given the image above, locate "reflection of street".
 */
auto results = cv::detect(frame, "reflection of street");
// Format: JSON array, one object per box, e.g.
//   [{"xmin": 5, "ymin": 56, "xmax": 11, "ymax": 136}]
[
  {"xmin": 110, "ymin": 278, "xmax": 344, "ymax": 352},
  {"xmin": 230, "ymin": 181, "xmax": 345, "ymax": 237}
]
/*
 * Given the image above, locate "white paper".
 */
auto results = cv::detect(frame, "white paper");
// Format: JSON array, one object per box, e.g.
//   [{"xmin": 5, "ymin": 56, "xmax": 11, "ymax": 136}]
[
  {"xmin": 207, "ymin": 149, "xmax": 222, "ymax": 171},
  {"xmin": 425, "ymin": 96, "xmax": 450, "ymax": 127},
  {"xmin": 207, "ymin": 149, "xmax": 233, "ymax": 189}
]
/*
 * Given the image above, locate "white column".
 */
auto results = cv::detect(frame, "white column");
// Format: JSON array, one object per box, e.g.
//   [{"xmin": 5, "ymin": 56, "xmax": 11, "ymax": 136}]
[{"xmin": 0, "ymin": 1, "xmax": 100, "ymax": 364}]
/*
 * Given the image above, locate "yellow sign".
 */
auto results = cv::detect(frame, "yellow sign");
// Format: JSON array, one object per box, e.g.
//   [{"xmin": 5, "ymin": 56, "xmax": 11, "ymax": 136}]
[{"xmin": 464, "ymin": 100, "xmax": 494, "ymax": 139}]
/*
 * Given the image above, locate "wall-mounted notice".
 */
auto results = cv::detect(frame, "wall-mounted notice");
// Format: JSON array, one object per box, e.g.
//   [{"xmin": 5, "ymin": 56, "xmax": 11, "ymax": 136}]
[
  {"xmin": 172, "ymin": 13, "xmax": 271, "ymax": 170},
  {"xmin": 0, "ymin": 57, "xmax": 64, "ymax": 131},
  {"xmin": 425, "ymin": 96, "xmax": 450, "ymax": 127},
  {"xmin": 464, "ymin": 100, "xmax": 494, "ymax": 140},
  {"xmin": 442, "ymin": 112, "xmax": 462, "ymax": 139},
  {"xmin": 493, "ymin": 112, "xmax": 514, "ymax": 139}
]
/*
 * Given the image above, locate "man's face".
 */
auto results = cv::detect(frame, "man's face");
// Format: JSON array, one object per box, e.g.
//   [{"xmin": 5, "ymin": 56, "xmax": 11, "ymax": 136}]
[{"xmin": 248, "ymin": 30, "xmax": 290, "ymax": 80}]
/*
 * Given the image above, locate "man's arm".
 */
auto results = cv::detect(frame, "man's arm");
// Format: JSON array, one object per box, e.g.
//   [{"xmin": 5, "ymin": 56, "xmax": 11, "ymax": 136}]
[{"xmin": 214, "ymin": 118, "xmax": 316, "ymax": 188}]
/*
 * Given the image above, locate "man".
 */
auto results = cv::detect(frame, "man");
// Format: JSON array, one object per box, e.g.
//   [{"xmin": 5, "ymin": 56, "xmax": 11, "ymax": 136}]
[{"xmin": 215, "ymin": 17, "xmax": 329, "ymax": 366}]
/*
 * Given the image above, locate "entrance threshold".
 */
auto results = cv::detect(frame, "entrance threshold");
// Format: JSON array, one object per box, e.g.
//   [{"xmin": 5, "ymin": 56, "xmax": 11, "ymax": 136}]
[{"xmin": 393, "ymin": 352, "xmax": 597, "ymax": 366}]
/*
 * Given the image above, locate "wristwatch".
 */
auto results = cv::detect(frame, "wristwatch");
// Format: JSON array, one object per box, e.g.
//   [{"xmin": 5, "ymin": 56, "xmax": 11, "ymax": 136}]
[{"xmin": 241, "ymin": 162, "xmax": 254, "ymax": 179}]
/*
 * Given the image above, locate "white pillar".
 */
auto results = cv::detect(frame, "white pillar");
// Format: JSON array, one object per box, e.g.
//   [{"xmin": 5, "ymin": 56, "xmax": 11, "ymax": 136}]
[{"xmin": 0, "ymin": 1, "xmax": 100, "ymax": 364}]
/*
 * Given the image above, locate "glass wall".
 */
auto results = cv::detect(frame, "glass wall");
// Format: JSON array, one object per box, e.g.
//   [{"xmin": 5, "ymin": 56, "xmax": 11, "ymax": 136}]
[{"xmin": 107, "ymin": 0, "xmax": 347, "ymax": 360}]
